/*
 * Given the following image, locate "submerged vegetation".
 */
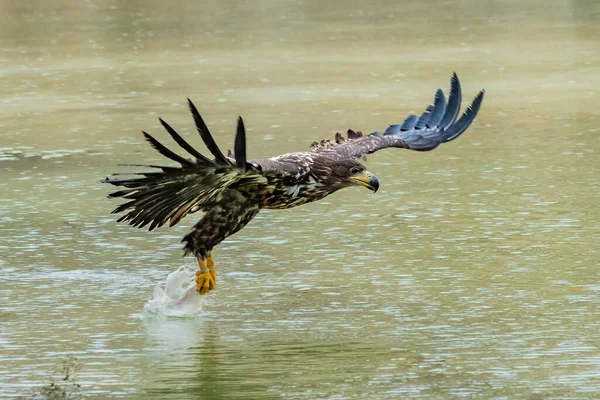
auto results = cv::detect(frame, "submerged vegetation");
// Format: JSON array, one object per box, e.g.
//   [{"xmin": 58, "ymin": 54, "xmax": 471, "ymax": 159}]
[{"xmin": 34, "ymin": 356, "xmax": 81, "ymax": 400}]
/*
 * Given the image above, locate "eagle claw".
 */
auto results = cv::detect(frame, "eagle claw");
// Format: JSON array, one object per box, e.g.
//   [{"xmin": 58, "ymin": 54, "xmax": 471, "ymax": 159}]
[{"xmin": 196, "ymin": 271, "xmax": 215, "ymax": 295}]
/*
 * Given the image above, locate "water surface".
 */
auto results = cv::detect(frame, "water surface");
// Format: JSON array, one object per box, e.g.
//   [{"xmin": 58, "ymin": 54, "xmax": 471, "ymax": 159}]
[{"xmin": 1, "ymin": 0, "xmax": 599, "ymax": 398}]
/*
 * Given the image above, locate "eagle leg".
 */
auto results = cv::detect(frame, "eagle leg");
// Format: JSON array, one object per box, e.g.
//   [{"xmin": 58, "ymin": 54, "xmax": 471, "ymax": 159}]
[
  {"xmin": 207, "ymin": 252, "xmax": 216, "ymax": 283},
  {"xmin": 195, "ymin": 256, "xmax": 216, "ymax": 295}
]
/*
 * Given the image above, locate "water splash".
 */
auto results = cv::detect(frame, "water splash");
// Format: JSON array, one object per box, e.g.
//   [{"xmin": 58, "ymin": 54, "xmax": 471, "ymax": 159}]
[{"xmin": 143, "ymin": 265, "xmax": 206, "ymax": 317}]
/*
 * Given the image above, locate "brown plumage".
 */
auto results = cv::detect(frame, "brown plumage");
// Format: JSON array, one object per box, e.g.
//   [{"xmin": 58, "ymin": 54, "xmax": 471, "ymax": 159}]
[{"xmin": 103, "ymin": 73, "xmax": 485, "ymax": 294}]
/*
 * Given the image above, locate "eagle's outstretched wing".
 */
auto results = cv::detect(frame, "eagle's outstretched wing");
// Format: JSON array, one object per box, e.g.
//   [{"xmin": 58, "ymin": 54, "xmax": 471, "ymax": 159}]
[
  {"xmin": 310, "ymin": 73, "xmax": 485, "ymax": 160},
  {"xmin": 102, "ymin": 100, "xmax": 274, "ymax": 231}
]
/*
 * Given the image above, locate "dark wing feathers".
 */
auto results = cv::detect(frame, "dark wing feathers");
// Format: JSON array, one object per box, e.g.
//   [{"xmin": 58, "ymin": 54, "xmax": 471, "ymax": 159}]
[
  {"xmin": 311, "ymin": 73, "xmax": 484, "ymax": 158},
  {"xmin": 187, "ymin": 98, "xmax": 231, "ymax": 166},
  {"xmin": 103, "ymin": 101, "xmax": 269, "ymax": 231},
  {"xmin": 442, "ymin": 89, "xmax": 485, "ymax": 142},
  {"xmin": 413, "ymin": 105, "xmax": 433, "ymax": 131},
  {"xmin": 235, "ymin": 117, "xmax": 247, "ymax": 170},
  {"xmin": 117, "ymin": 163, "xmax": 180, "ymax": 173},
  {"xmin": 427, "ymin": 88, "xmax": 446, "ymax": 128},
  {"xmin": 439, "ymin": 72, "xmax": 462, "ymax": 131},
  {"xmin": 399, "ymin": 115, "xmax": 418, "ymax": 132},
  {"xmin": 158, "ymin": 118, "xmax": 213, "ymax": 165},
  {"xmin": 142, "ymin": 131, "xmax": 196, "ymax": 168}
]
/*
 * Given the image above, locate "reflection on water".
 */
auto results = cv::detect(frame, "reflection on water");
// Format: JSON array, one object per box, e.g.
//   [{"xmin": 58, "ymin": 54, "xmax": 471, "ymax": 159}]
[{"xmin": 1, "ymin": 0, "xmax": 599, "ymax": 398}]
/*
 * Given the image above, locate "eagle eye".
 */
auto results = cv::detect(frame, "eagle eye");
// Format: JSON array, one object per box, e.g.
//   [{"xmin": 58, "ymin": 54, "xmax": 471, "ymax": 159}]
[{"xmin": 350, "ymin": 167, "xmax": 360, "ymax": 174}]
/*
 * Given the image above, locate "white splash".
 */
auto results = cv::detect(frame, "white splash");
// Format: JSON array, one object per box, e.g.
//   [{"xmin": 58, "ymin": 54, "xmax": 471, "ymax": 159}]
[{"xmin": 143, "ymin": 265, "xmax": 206, "ymax": 317}]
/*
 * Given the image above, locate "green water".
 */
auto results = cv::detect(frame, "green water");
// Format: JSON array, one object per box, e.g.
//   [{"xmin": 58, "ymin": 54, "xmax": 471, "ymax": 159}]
[{"xmin": 1, "ymin": 0, "xmax": 599, "ymax": 398}]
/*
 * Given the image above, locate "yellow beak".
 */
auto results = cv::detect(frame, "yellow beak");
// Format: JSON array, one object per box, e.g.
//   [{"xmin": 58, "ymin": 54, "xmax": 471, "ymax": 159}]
[{"xmin": 349, "ymin": 171, "xmax": 379, "ymax": 192}]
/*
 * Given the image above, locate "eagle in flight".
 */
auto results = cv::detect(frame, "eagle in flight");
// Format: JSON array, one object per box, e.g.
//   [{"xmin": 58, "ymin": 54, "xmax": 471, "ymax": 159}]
[{"xmin": 103, "ymin": 73, "xmax": 484, "ymax": 295}]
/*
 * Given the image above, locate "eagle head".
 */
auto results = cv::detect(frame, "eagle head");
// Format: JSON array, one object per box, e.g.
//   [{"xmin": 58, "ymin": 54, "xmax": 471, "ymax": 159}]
[{"xmin": 329, "ymin": 160, "xmax": 379, "ymax": 193}]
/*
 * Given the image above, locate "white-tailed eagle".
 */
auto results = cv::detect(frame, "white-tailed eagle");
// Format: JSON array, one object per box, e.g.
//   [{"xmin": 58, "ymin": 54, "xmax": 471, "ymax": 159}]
[{"xmin": 103, "ymin": 73, "xmax": 484, "ymax": 294}]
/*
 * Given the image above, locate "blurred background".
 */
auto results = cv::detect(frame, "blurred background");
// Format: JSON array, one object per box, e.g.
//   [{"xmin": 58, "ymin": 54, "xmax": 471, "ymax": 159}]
[{"xmin": 1, "ymin": 0, "xmax": 599, "ymax": 398}]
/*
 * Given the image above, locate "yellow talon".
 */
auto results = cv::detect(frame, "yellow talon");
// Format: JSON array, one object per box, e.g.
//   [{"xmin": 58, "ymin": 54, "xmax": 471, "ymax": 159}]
[
  {"xmin": 196, "ymin": 256, "xmax": 216, "ymax": 295},
  {"xmin": 196, "ymin": 271, "xmax": 215, "ymax": 295}
]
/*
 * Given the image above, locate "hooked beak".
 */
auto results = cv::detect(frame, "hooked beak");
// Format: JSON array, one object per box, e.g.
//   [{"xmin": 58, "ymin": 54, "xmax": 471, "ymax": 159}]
[{"xmin": 350, "ymin": 171, "xmax": 379, "ymax": 193}]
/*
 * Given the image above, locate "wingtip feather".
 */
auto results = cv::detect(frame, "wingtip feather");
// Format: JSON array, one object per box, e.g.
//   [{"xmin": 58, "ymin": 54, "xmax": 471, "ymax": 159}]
[
  {"xmin": 438, "ymin": 73, "xmax": 462, "ymax": 131},
  {"xmin": 187, "ymin": 98, "xmax": 230, "ymax": 165},
  {"xmin": 235, "ymin": 116, "xmax": 247, "ymax": 169},
  {"xmin": 442, "ymin": 88, "xmax": 485, "ymax": 142},
  {"xmin": 158, "ymin": 116, "xmax": 213, "ymax": 165},
  {"xmin": 142, "ymin": 131, "xmax": 195, "ymax": 167}
]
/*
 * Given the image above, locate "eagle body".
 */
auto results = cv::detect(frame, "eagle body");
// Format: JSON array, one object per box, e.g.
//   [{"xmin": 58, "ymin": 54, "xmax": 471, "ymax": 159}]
[
  {"xmin": 103, "ymin": 74, "xmax": 484, "ymax": 293},
  {"xmin": 253, "ymin": 152, "xmax": 345, "ymax": 209}
]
